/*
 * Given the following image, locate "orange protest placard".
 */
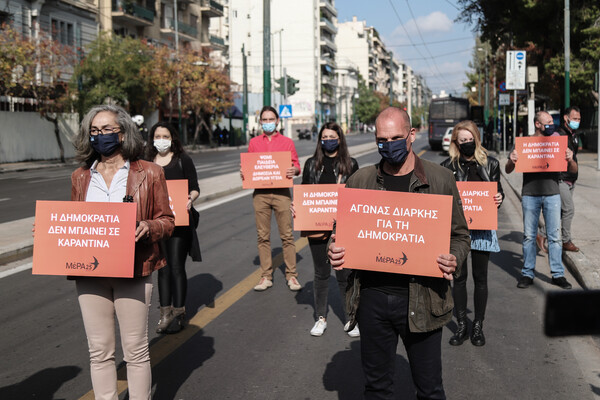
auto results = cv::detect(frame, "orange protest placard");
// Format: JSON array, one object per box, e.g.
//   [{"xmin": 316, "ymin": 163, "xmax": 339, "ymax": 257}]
[
  {"xmin": 32, "ymin": 201, "xmax": 137, "ymax": 278},
  {"xmin": 456, "ymin": 181, "xmax": 498, "ymax": 230},
  {"xmin": 293, "ymin": 184, "xmax": 344, "ymax": 231},
  {"xmin": 514, "ymin": 136, "xmax": 568, "ymax": 172},
  {"xmin": 166, "ymin": 180, "xmax": 189, "ymax": 226},
  {"xmin": 241, "ymin": 151, "xmax": 293, "ymax": 189},
  {"xmin": 335, "ymin": 188, "xmax": 453, "ymax": 278}
]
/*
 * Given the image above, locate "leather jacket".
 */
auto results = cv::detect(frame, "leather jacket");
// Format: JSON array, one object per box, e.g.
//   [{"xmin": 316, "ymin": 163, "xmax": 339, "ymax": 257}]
[
  {"xmin": 337, "ymin": 156, "xmax": 471, "ymax": 333},
  {"xmin": 302, "ymin": 156, "xmax": 359, "ymax": 185},
  {"xmin": 441, "ymin": 155, "xmax": 504, "ymax": 203},
  {"xmin": 71, "ymin": 159, "xmax": 175, "ymax": 277}
]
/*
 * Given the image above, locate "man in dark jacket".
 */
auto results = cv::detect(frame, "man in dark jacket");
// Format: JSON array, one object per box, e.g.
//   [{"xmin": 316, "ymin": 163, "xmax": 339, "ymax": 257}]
[{"xmin": 328, "ymin": 107, "xmax": 470, "ymax": 399}]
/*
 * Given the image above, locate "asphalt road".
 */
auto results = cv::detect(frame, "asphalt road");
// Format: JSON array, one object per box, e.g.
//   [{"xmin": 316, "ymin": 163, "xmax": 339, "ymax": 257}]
[{"xmin": 1, "ymin": 132, "xmax": 599, "ymax": 399}]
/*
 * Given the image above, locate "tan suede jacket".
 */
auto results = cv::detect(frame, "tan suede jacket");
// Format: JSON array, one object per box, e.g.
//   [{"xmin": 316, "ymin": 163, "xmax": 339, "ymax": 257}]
[{"xmin": 71, "ymin": 159, "xmax": 175, "ymax": 277}]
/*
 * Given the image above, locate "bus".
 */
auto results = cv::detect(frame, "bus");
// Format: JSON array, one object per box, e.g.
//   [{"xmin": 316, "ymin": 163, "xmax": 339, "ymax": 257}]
[{"xmin": 428, "ymin": 97, "xmax": 470, "ymax": 150}]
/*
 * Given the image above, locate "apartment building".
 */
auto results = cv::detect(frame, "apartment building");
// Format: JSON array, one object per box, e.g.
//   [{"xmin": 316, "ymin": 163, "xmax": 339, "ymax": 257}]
[{"xmin": 226, "ymin": 0, "xmax": 340, "ymax": 131}]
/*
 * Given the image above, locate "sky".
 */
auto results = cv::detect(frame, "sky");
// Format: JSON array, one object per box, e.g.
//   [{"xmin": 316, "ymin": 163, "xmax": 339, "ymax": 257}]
[{"xmin": 336, "ymin": 0, "xmax": 478, "ymax": 97}]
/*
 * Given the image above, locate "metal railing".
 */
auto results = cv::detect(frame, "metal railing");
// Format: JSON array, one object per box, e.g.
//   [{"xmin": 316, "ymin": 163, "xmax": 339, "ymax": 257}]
[
  {"xmin": 112, "ymin": 0, "xmax": 155, "ymax": 22},
  {"xmin": 165, "ymin": 18, "xmax": 198, "ymax": 37}
]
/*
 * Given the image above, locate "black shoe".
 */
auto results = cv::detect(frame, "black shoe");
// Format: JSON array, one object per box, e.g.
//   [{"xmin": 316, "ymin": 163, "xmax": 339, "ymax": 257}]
[
  {"xmin": 449, "ymin": 319, "xmax": 468, "ymax": 346},
  {"xmin": 471, "ymin": 320, "xmax": 485, "ymax": 346},
  {"xmin": 517, "ymin": 276, "xmax": 533, "ymax": 288},
  {"xmin": 551, "ymin": 276, "xmax": 572, "ymax": 289}
]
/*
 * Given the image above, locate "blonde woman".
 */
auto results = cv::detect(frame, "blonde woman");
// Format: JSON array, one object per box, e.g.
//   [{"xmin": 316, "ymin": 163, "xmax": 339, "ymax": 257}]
[{"xmin": 441, "ymin": 120, "xmax": 503, "ymax": 347}]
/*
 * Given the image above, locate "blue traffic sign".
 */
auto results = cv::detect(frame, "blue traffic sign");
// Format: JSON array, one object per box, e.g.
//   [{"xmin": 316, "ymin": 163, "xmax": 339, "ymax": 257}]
[{"xmin": 279, "ymin": 104, "xmax": 292, "ymax": 119}]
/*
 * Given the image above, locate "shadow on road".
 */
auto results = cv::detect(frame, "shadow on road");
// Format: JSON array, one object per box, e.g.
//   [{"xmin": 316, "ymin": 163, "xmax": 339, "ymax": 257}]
[
  {"xmin": 0, "ymin": 365, "xmax": 81, "ymax": 399},
  {"xmin": 323, "ymin": 341, "xmax": 417, "ymax": 400},
  {"xmin": 151, "ymin": 330, "xmax": 215, "ymax": 400}
]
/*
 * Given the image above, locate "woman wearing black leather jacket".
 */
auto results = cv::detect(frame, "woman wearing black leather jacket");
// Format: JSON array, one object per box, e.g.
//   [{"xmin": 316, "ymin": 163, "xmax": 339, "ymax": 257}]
[
  {"xmin": 441, "ymin": 120, "xmax": 504, "ymax": 347},
  {"xmin": 301, "ymin": 122, "xmax": 359, "ymax": 337}
]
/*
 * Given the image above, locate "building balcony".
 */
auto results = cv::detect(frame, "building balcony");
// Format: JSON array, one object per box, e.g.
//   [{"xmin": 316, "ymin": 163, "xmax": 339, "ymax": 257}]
[
  {"xmin": 319, "ymin": 55, "xmax": 336, "ymax": 69},
  {"xmin": 319, "ymin": 17, "xmax": 337, "ymax": 34},
  {"xmin": 199, "ymin": 0, "xmax": 223, "ymax": 18},
  {"xmin": 201, "ymin": 34, "xmax": 227, "ymax": 50},
  {"xmin": 320, "ymin": 36, "xmax": 337, "ymax": 53},
  {"xmin": 160, "ymin": 18, "xmax": 198, "ymax": 41},
  {"xmin": 112, "ymin": 0, "xmax": 155, "ymax": 26},
  {"xmin": 319, "ymin": 0, "xmax": 337, "ymax": 18}
]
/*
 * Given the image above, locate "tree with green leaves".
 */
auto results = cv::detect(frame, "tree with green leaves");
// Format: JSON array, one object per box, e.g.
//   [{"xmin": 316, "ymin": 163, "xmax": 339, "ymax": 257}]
[
  {"xmin": 457, "ymin": 0, "xmax": 600, "ymax": 107},
  {"xmin": 71, "ymin": 34, "xmax": 160, "ymax": 118},
  {"xmin": 355, "ymin": 76, "xmax": 380, "ymax": 124}
]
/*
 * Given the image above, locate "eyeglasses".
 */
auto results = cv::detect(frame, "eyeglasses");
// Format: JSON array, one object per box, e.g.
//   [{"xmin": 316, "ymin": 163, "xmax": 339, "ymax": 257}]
[{"xmin": 90, "ymin": 127, "xmax": 120, "ymax": 136}]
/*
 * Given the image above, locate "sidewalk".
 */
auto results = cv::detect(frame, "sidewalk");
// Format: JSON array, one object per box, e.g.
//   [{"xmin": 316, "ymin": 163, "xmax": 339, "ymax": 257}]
[
  {"xmin": 0, "ymin": 140, "xmax": 376, "ymax": 268},
  {"xmin": 499, "ymin": 150, "xmax": 600, "ymax": 289}
]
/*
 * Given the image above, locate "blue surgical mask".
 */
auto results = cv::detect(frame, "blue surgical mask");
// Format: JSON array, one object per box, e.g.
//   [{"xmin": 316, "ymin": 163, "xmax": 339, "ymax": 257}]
[
  {"xmin": 568, "ymin": 120, "xmax": 580, "ymax": 130},
  {"xmin": 262, "ymin": 122, "xmax": 276, "ymax": 133},
  {"xmin": 378, "ymin": 139, "xmax": 408, "ymax": 166},
  {"xmin": 543, "ymin": 124, "xmax": 557, "ymax": 136},
  {"xmin": 90, "ymin": 132, "xmax": 121, "ymax": 156},
  {"xmin": 321, "ymin": 139, "xmax": 339, "ymax": 153}
]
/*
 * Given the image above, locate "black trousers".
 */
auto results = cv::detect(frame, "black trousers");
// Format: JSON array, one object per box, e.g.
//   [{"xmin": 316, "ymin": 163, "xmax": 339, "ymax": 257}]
[
  {"xmin": 158, "ymin": 227, "xmax": 191, "ymax": 308},
  {"xmin": 453, "ymin": 250, "xmax": 489, "ymax": 321},
  {"xmin": 308, "ymin": 237, "xmax": 350, "ymax": 320},
  {"xmin": 357, "ymin": 288, "xmax": 445, "ymax": 400}
]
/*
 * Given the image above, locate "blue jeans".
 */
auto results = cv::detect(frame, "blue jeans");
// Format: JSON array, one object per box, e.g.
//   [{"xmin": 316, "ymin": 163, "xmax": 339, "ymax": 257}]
[{"xmin": 522, "ymin": 194, "xmax": 564, "ymax": 279}]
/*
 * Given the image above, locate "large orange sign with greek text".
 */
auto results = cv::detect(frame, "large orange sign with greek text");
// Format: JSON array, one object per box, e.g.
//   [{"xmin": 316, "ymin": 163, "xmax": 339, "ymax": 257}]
[
  {"xmin": 32, "ymin": 201, "xmax": 137, "ymax": 277},
  {"xmin": 456, "ymin": 181, "xmax": 497, "ymax": 230},
  {"xmin": 166, "ymin": 180, "xmax": 189, "ymax": 226},
  {"xmin": 241, "ymin": 151, "xmax": 293, "ymax": 189},
  {"xmin": 293, "ymin": 184, "xmax": 344, "ymax": 231},
  {"xmin": 335, "ymin": 188, "xmax": 453, "ymax": 277},
  {"xmin": 514, "ymin": 136, "xmax": 568, "ymax": 172}
]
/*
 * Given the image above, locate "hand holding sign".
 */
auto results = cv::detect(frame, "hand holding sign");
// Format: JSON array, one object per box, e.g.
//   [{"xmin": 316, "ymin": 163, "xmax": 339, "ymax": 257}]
[
  {"xmin": 240, "ymin": 151, "xmax": 293, "ymax": 189},
  {"xmin": 514, "ymin": 136, "xmax": 568, "ymax": 172}
]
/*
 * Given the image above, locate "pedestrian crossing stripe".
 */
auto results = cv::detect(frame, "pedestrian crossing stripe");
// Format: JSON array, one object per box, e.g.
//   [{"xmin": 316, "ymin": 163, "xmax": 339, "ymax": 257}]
[{"xmin": 279, "ymin": 105, "xmax": 292, "ymax": 119}]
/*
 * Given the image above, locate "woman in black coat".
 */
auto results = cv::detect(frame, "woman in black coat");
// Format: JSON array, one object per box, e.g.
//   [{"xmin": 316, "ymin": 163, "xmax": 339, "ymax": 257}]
[{"xmin": 441, "ymin": 120, "xmax": 504, "ymax": 347}]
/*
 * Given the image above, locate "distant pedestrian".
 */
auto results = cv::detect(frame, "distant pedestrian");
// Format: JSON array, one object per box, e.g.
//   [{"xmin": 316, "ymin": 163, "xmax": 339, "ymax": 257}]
[
  {"xmin": 297, "ymin": 122, "xmax": 359, "ymax": 337},
  {"xmin": 70, "ymin": 105, "xmax": 174, "ymax": 399},
  {"xmin": 328, "ymin": 107, "xmax": 470, "ymax": 399},
  {"xmin": 242, "ymin": 106, "xmax": 302, "ymax": 292},
  {"xmin": 505, "ymin": 111, "xmax": 576, "ymax": 290},
  {"xmin": 441, "ymin": 120, "xmax": 504, "ymax": 347},
  {"xmin": 146, "ymin": 122, "xmax": 202, "ymax": 334}
]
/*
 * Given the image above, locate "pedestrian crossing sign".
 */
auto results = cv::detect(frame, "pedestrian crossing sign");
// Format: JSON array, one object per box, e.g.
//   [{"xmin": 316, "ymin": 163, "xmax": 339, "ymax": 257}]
[{"xmin": 279, "ymin": 104, "xmax": 292, "ymax": 119}]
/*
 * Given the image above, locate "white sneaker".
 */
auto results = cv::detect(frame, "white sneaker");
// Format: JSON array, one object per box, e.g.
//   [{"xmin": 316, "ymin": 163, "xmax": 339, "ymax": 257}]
[
  {"xmin": 347, "ymin": 324, "xmax": 360, "ymax": 338},
  {"xmin": 287, "ymin": 277, "xmax": 302, "ymax": 291},
  {"xmin": 310, "ymin": 317, "xmax": 327, "ymax": 336},
  {"xmin": 253, "ymin": 277, "xmax": 273, "ymax": 291}
]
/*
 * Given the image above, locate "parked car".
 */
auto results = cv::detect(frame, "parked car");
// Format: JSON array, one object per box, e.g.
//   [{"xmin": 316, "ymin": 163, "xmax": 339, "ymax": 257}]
[
  {"xmin": 442, "ymin": 127, "xmax": 453, "ymax": 153},
  {"xmin": 297, "ymin": 128, "xmax": 311, "ymax": 140}
]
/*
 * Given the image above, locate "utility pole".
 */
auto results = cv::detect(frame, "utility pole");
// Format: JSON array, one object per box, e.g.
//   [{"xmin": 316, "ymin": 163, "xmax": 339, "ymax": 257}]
[
  {"xmin": 564, "ymin": 0, "xmax": 570, "ymax": 108},
  {"xmin": 283, "ymin": 67, "xmax": 289, "ymax": 137},
  {"xmin": 174, "ymin": 0, "xmax": 183, "ymax": 142},
  {"xmin": 263, "ymin": 0, "xmax": 271, "ymax": 106},
  {"xmin": 242, "ymin": 45, "xmax": 248, "ymax": 143},
  {"xmin": 389, "ymin": 52, "xmax": 394, "ymax": 106}
]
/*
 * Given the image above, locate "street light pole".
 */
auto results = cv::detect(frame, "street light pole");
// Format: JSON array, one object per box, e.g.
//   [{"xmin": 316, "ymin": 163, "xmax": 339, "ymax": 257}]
[
  {"xmin": 263, "ymin": 0, "xmax": 271, "ymax": 106},
  {"xmin": 174, "ymin": 0, "xmax": 183, "ymax": 142},
  {"xmin": 565, "ymin": 0, "xmax": 570, "ymax": 108}
]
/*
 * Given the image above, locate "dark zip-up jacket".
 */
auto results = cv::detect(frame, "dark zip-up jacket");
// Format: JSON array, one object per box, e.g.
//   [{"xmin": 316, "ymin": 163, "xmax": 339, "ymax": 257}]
[{"xmin": 340, "ymin": 155, "xmax": 470, "ymax": 333}]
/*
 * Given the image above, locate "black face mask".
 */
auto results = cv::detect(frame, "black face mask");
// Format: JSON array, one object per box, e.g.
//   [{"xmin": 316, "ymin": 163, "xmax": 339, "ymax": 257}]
[
  {"xmin": 378, "ymin": 139, "xmax": 408, "ymax": 166},
  {"xmin": 321, "ymin": 139, "xmax": 339, "ymax": 153},
  {"xmin": 90, "ymin": 132, "xmax": 121, "ymax": 156},
  {"xmin": 459, "ymin": 141, "xmax": 476, "ymax": 157},
  {"xmin": 543, "ymin": 124, "xmax": 557, "ymax": 136}
]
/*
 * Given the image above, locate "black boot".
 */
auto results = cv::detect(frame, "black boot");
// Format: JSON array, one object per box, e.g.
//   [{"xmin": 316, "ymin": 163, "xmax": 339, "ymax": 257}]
[
  {"xmin": 449, "ymin": 311, "xmax": 468, "ymax": 346},
  {"xmin": 471, "ymin": 320, "xmax": 485, "ymax": 346}
]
